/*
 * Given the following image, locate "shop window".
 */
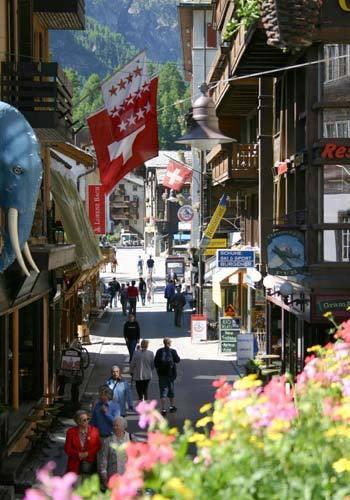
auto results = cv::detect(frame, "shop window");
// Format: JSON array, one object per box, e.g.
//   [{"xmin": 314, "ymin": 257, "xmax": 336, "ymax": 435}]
[
  {"xmin": 341, "ymin": 216, "xmax": 350, "ymax": 261},
  {"xmin": 323, "ymin": 164, "xmax": 350, "ymax": 223},
  {"xmin": 323, "ymin": 119, "xmax": 350, "ymax": 138},
  {"xmin": 324, "ymin": 44, "xmax": 350, "ymax": 83}
]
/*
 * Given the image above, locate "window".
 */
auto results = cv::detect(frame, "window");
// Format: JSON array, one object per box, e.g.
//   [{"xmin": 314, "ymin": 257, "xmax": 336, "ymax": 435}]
[
  {"xmin": 132, "ymin": 185, "xmax": 138, "ymax": 192},
  {"xmin": 206, "ymin": 23, "xmax": 217, "ymax": 48},
  {"xmin": 324, "ymin": 44, "xmax": 350, "ymax": 82},
  {"xmin": 324, "ymin": 120, "xmax": 350, "ymax": 138}
]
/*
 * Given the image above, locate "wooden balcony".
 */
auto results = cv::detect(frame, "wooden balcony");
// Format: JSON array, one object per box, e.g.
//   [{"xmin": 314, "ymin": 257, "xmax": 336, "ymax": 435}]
[
  {"xmin": 214, "ymin": 0, "xmax": 234, "ymax": 31},
  {"xmin": 208, "ymin": 143, "xmax": 259, "ymax": 185},
  {"xmin": 1, "ymin": 62, "xmax": 73, "ymax": 143},
  {"xmin": 33, "ymin": 0, "xmax": 85, "ymax": 30}
]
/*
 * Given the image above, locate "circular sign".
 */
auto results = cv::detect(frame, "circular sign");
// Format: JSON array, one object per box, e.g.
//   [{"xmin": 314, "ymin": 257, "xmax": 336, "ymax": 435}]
[{"xmin": 177, "ymin": 205, "xmax": 194, "ymax": 222}]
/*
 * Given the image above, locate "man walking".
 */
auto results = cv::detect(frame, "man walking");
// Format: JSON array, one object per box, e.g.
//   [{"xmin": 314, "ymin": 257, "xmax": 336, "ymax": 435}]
[
  {"xmin": 171, "ymin": 289, "xmax": 187, "ymax": 327},
  {"xmin": 154, "ymin": 337, "xmax": 180, "ymax": 415},
  {"xmin": 106, "ymin": 365, "xmax": 134, "ymax": 417},
  {"xmin": 108, "ymin": 278, "xmax": 120, "ymax": 308},
  {"xmin": 123, "ymin": 313, "xmax": 140, "ymax": 363},
  {"xmin": 137, "ymin": 255, "xmax": 144, "ymax": 277},
  {"xmin": 146, "ymin": 255, "xmax": 155, "ymax": 277},
  {"xmin": 138, "ymin": 277, "xmax": 146, "ymax": 306},
  {"xmin": 91, "ymin": 385, "xmax": 120, "ymax": 438},
  {"xmin": 164, "ymin": 280, "xmax": 176, "ymax": 312},
  {"xmin": 119, "ymin": 283, "xmax": 128, "ymax": 315},
  {"xmin": 127, "ymin": 280, "xmax": 139, "ymax": 315}
]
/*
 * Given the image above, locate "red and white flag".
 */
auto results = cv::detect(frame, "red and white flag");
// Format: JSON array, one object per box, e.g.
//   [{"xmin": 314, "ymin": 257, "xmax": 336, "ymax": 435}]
[
  {"xmin": 87, "ymin": 52, "xmax": 159, "ymax": 194},
  {"xmin": 163, "ymin": 159, "xmax": 192, "ymax": 191}
]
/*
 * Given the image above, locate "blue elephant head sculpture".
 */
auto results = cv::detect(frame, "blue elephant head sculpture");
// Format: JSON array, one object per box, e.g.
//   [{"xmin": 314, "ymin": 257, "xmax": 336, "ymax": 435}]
[{"xmin": 0, "ymin": 101, "xmax": 43, "ymax": 276}]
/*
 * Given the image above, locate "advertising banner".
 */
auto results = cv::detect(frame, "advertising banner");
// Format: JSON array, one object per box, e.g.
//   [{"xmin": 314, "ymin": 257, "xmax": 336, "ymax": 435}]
[
  {"xmin": 219, "ymin": 317, "xmax": 240, "ymax": 354},
  {"xmin": 88, "ymin": 185, "xmax": 106, "ymax": 234},
  {"xmin": 191, "ymin": 314, "xmax": 207, "ymax": 343}
]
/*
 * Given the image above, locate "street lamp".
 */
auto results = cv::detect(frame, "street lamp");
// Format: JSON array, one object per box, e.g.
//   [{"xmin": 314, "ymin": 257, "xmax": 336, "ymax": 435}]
[{"xmin": 175, "ymin": 83, "xmax": 236, "ymax": 313}]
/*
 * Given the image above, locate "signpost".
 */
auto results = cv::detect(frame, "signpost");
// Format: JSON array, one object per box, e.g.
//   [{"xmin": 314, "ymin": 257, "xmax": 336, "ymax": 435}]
[
  {"xmin": 237, "ymin": 334, "xmax": 255, "ymax": 366},
  {"xmin": 216, "ymin": 250, "xmax": 255, "ymax": 268},
  {"xmin": 191, "ymin": 314, "xmax": 207, "ymax": 343},
  {"xmin": 219, "ymin": 317, "xmax": 240, "ymax": 354}
]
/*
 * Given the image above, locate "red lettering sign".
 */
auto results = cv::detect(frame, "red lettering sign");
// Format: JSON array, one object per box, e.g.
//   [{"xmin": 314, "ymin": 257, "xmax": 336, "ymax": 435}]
[
  {"xmin": 321, "ymin": 143, "xmax": 350, "ymax": 159},
  {"xmin": 88, "ymin": 185, "xmax": 106, "ymax": 234}
]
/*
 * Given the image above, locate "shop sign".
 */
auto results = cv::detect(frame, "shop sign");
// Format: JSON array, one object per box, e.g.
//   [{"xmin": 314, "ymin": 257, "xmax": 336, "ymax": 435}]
[
  {"xmin": 237, "ymin": 334, "xmax": 255, "ymax": 366},
  {"xmin": 219, "ymin": 317, "xmax": 240, "ymax": 354},
  {"xmin": 200, "ymin": 194, "xmax": 228, "ymax": 248},
  {"xmin": 177, "ymin": 205, "xmax": 194, "ymax": 222},
  {"xmin": 203, "ymin": 238, "xmax": 228, "ymax": 256},
  {"xmin": 191, "ymin": 314, "xmax": 207, "ymax": 343},
  {"xmin": 317, "ymin": 298, "xmax": 350, "ymax": 314},
  {"xmin": 88, "ymin": 185, "xmax": 106, "ymax": 234},
  {"xmin": 321, "ymin": 143, "xmax": 350, "ymax": 160},
  {"xmin": 267, "ymin": 231, "xmax": 306, "ymax": 276},
  {"xmin": 225, "ymin": 304, "xmax": 236, "ymax": 317},
  {"xmin": 216, "ymin": 249, "xmax": 255, "ymax": 268}
]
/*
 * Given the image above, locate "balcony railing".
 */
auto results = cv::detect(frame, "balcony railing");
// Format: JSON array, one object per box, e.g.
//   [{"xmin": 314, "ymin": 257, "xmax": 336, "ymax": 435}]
[
  {"xmin": 208, "ymin": 143, "xmax": 259, "ymax": 185},
  {"xmin": 33, "ymin": 0, "xmax": 85, "ymax": 30},
  {"xmin": 1, "ymin": 62, "xmax": 73, "ymax": 143}
]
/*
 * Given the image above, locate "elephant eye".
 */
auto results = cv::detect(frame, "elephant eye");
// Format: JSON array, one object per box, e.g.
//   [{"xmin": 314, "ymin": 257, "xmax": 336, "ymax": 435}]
[{"xmin": 12, "ymin": 166, "xmax": 23, "ymax": 175}]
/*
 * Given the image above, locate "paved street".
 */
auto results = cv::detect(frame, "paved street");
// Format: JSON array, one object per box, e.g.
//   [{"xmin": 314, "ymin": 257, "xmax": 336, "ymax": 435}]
[{"xmin": 14, "ymin": 249, "xmax": 239, "ymax": 489}]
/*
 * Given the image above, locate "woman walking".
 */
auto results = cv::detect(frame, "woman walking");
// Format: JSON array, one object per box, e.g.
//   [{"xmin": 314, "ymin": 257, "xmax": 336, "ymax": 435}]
[
  {"xmin": 64, "ymin": 409, "xmax": 100, "ymax": 475},
  {"xmin": 130, "ymin": 339, "xmax": 154, "ymax": 402}
]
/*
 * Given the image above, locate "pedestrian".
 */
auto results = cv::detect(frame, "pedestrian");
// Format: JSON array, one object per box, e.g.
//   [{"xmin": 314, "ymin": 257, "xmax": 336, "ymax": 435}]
[
  {"xmin": 130, "ymin": 339, "xmax": 154, "ymax": 402},
  {"xmin": 98, "ymin": 416, "xmax": 133, "ymax": 489},
  {"xmin": 108, "ymin": 278, "xmax": 120, "ymax": 308},
  {"xmin": 170, "ymin": 289, "xmax": 187, "ymax": 327},
  {"xmin": 154, "ymin": 337, "xmax": 180, "ymax": 415},
  {"xmin": 146, "ymin": 276, "xmax": 154, "ymax": 303},
  {"xmin": 64, "ymin": 409, "xmax": 100, "ymax": 475},
  {"xmin": 138, "ymin": 277, "xmax": 146, "ymax": 306},
  {"xmin": 119, "ymin": 283, "xmax": 128, "ymax": 316},
  {"xmin": 146, "ymin": 255, "xmax": 155, "ymax": 277},
  {"xmin": 91, "ymin": 385, "xmax": 121, "ymax": 439},
  {"xmin": 180, "ymin": 278, "xmax": 187, "ymax": 293},
  {"xmin": 105, "ymin": 365, "xmax": 134, "ymax": 417},
  {"xmin": 137, "ymin": 255, "xmax": 144, "ymax": 276},
  {"xmin": 127, "ymin": 280, "xmax": 139, "ymax": 315},
  {"xmin": 164, "ymin": 279, "xmax": 176, "ymax": 312},
  {"xmin": 123, "ymin": 313, "xmax": 140, "ymax": 363}
]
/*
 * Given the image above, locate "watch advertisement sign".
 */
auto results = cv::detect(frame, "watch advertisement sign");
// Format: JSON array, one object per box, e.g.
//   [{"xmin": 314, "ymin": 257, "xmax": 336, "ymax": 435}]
[
  {"xmin": 177, "ymin": 205, "xmax": 194, "ymax": 222},
  {"xmin": 191, "ymin": 314, "xmax": 207, "ymax": 343},
  {"xmin": 267, "ymin": 231, "xmax": 306, "ymax": 276},
  {"xmin": 219, "ymin": 317, "xmax": 240, "ymax": 354}
]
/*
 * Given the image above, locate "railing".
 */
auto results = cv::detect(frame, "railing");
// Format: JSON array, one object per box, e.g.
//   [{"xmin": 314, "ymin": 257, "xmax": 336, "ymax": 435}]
[
  {"xmin": 1, "ymin": 62, "xmax": 73, "ymax": 142},
  {"xmin": 209, "ymin": 143, "xmax": 258, "ymax": 184}
]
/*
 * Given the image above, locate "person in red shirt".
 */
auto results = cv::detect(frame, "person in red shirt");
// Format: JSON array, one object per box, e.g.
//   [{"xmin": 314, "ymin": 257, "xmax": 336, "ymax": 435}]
[
  {"xmin": 64, "ymin": 409, "xmax": 101, "ymax": 475},
  {"xmin": 127, "ymin": 280, "xmax": 139, "ymax": 315}
]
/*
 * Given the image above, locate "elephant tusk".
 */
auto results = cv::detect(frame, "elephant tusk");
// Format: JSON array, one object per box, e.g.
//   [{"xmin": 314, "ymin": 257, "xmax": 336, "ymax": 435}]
[
  {"xmin": 23, "ymin": 242, "xmax": 40, "ymax": 273},
  {"xmin": 8, "ymin": 208, "xmax": 30, "ymax": 277}
]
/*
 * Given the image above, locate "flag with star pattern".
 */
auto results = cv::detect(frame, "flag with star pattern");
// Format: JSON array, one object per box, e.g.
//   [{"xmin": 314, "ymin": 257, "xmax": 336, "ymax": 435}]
[
  {"xmin": 163, "ymin": 159, "xmax": 193, "ymax": 191},
  {"xmin": 87, "ymin": 52, "xmax": 159, "ymax": 193}
]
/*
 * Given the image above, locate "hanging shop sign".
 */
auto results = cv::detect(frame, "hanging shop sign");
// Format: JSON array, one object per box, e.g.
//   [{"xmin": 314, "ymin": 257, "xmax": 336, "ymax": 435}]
[
  {"xmin": 316, "ymin": 297, "xmax": 350, "ymax": 314},
  {"xmin": 267, "ymin": 231, "xmax": 306, "ymax": 276},
  {"xmin": 191, "ymin": 314, "xmax": 207, "ymax": 343},
  {"xmin": 216, "ymin": 249, "xmax": 255, "ymax": 268},
  {"xmin": 200, "ymin": 194, "xmax": 228, "ymax": 248},
  {"xmin": 177, "ymin": 205, "xmax": 194, "ymax": 222},
  {"xmin": 219, "ymin": 317, "xmax": 240, "ymax": 354},
  {"xmin": 88, "ymin": 185, "xmax": 106, "ymax": 234},
  {"xmin": 204, "ymin": 238, "xmax": 228, "ymax": 256},
  {"xmin": 237, "ymin": 334, "xmax": 255, "ymax": 366}
]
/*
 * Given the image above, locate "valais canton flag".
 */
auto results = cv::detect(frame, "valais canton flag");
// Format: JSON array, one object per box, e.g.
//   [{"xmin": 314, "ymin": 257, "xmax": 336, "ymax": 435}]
[
  {"xmin": 87, "ymin": 52, "xmax": 159, "ymax": 194},
  {"xmin": 163, "ymin": 159, "xmax": 193, "ymax": 191}
]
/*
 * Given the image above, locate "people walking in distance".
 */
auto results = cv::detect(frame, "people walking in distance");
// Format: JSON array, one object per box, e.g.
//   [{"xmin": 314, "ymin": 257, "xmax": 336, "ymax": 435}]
[
  {"xmin": 130, "ymin": 339, "xmax": 154, "ymax": 402},
  {"xmin": 154, "ymin": 338, "xmax": 180, "ymax": 415},
  {"xmin": 108, "ymin": 277, "xmax": 120, "ymax": 308},
  {"xmin": 138, "ymin": 277, "xmax": 146, "ymax": 306},
  {"xmin": 91, "ymin": 386, "xmax": 121, "ymax": 439},
  {"xmin": 171, "ymin": 288, "xmax": 187, "ymax": 327},
  {"xmin": 164, "ymin": 279, "xmax": 176, "ymax": 312},
  {"xmin": 105, "ymin": 365, "xmax": 134, "ymax": 417},
  {"xmin": 127, "ymin": 280, "xmax": 139, "ymax": 315},
  {"xmin": 119, "ymin": 283, "xmax": 128, "ymax": 316},
  {"xmin": 111, "ymin": 250, "xmax": 118, "ymax": 273},
  {"xmin": 180, "ymin": 278, "xmax": 187, "ymax": 293},
  {"xmin": 123, "ymin": 313, "xmax": 140, "ymax": 363},
  {"xmin": 146, "ymin": 276, "xmax": 154, "ymax": 303},
  {"xmin": 98, "ymin": 416, "xmax": 133, "ymax": 490},
  {"xmin": 64, "ymin": 410, "xmax": 100, "ymax": 475},
  {"xmin": 137, "ymin": 255, "xmax": 144, "ymax": 276},
  {"xmin": 146, "ymin": 255, "xmax": 155, "ymax": 277}
]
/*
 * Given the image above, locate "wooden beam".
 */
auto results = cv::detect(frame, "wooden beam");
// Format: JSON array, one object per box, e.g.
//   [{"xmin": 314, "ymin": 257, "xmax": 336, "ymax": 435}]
[{"xmin": 12, "ymin": 309, "xmax": 19, "ymax": 410}]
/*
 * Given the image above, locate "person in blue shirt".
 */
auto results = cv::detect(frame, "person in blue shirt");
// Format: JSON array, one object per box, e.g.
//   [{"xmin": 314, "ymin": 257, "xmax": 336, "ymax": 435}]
[
  {"xmin": 106, "ymin": 365, "xmax": 134, "ymax": 417},
  {"xmin": 91, "ymin": 385, "xmax": 121, "ymax": 438},
  {"xmin": 164, "ymin": 280, "xmax": 176, "ymax": 312}
]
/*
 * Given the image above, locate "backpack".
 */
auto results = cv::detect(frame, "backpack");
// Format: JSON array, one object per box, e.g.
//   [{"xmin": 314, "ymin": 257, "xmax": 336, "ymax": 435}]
[{"xmin": 158, "ymin": 348, "xmax": 175, "ymax": 378}]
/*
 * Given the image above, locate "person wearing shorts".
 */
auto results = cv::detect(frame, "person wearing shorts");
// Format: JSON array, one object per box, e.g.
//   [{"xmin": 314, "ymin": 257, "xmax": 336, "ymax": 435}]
[{"xmin": 154, "ymin": 338, "xmax": 180, "ymax": 415}]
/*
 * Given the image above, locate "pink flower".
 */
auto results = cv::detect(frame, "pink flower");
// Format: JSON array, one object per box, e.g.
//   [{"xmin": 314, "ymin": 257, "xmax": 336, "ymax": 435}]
[
  {"xmin": 213, "ymin": 377, "xmax": 232, "ymax": 401},
  {"xmin": 109, "ymin": 469, "xmax": 144, "ymax": 500},
  {"xmin": 136, "ymin": 399, "xmax": 163, "ymax": 429},
  {"xmin": 24, "ymin": 462, "xmax": 79, "ymax": 500}
]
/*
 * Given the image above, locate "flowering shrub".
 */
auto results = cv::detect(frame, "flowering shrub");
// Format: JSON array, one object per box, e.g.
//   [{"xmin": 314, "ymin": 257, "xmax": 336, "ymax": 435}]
[{"xmin": 27, "ymin": 317, "xmax": 350, "ymax": 499}]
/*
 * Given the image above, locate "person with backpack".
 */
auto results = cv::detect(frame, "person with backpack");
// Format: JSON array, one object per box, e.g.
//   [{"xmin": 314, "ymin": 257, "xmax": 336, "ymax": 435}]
[
  {"xmin": 154, "ymin": 337, "xmax": 180, "ymax": 416},
  {"xmin": 146, "ymin": 255, "xmax": 155, "ymax": 277},
  {"xmin": 170, "ymin": 288, "xmax": 187, "ymax": 327}
]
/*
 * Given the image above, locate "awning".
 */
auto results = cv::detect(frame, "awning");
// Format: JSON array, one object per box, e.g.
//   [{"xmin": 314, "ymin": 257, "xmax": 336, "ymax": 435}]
[
  {"xmin": 212, "ymin": 268, "xmax": 239, "ymax": 307},
  {"xmin": 51, "ymin": 169, "xmax": 102, "ymax": 271},
  {"xmin": 51, "ymin": 142, "xmax": 94, "ymax": 167},
  {"xmin": 64, "ymin": 262, "xmax": 103, "ymax": 302}
]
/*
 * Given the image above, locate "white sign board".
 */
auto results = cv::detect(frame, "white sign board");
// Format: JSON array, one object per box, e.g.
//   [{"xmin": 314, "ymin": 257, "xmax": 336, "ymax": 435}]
[
  {"xmin": 191, "ymin": 315, "xmax": 207, "ymax": 343},
  {"xmin": 237, "ymin": 334, "xmax": 255, "ymax": 366}
]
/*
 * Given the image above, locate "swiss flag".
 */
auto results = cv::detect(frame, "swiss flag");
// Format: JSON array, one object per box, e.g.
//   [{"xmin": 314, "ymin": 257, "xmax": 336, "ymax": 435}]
[
  {"xmin": 87, "ymin": 53, "xmax": 159, "ymax": 194},
  {"xmin": 163, "ymin": 159, "xmax": 192, "ymax": 191}
]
